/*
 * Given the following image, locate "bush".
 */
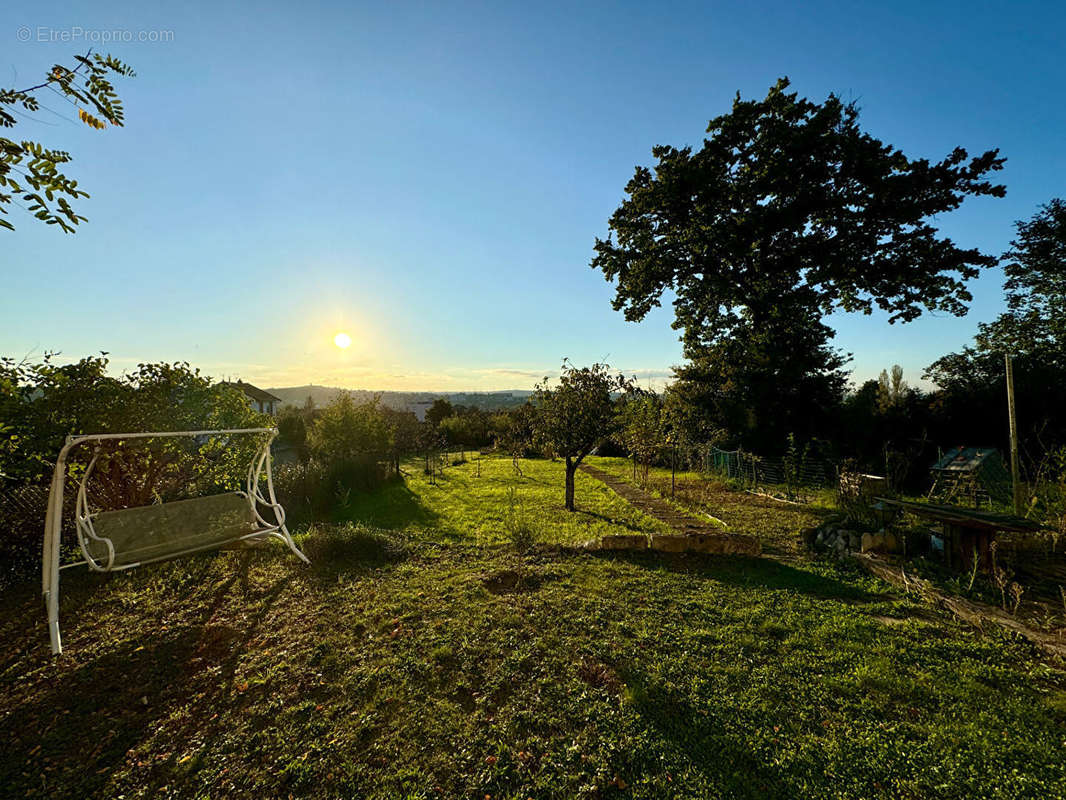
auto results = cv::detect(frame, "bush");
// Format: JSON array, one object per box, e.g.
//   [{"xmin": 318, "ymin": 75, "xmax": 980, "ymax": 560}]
[
  {"xmin": 300, "ymin": 523, "xmax": 404, "ymax": 569},
  {"xmin": 836, "ymin": 461, "xmax": 884, "ymax": 531},
  {"xmin": 309, "ymin": 393, "xmax": 390, "ymax": 466},
  {"xmin": 271, "ymin": 460, "xmax": 330, "ymax": 527},
  {"xmin": 268, "ymin": 393, "xmax": 397, "ymax": 524},
  {"xmin": 272, "ymin": 457, "xmax": 393, "ymax": 527},
  {"xmin": 1, "ymin": 355, "xmax": 267, "ymax": 485}
]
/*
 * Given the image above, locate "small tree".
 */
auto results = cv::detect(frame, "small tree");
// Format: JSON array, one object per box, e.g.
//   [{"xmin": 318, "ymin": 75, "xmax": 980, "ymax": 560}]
[
  {"xmin": 532, "ymin": 361, "xmax": 631, "ymax": 511},
  {"xmin": 308, "ymin": 393, "xmax": 391, "ymax": 491},
  {"xmin": 616, "ymin": 391, "xmax": 665, "ymax": 488},
  {"xmin": 276, "ymin": 405, "xmax": 311, "ymax": 462},
  {"xmin": 876, "ymin": 365, "xmax": 910, "ymax": 412},
  {"xmin": 382, "ymin": 407, "xmax": 421, "ymax": 479},
  {"xmin": 495, "ymin": 403, "xmax": 535, "ymax": 475}
]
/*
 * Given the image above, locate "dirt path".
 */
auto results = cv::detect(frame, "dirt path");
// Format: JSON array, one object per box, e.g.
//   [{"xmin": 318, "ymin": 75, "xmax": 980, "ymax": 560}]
[{"xmin": 579, "ymin": 463, "xmax": 727, "ymax": 536}]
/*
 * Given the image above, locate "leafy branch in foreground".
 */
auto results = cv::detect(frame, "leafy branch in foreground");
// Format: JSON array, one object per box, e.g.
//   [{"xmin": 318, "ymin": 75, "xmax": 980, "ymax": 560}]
[{"xmin": 0, "ymin": 51, "xmax": 134, "ymax": 233}]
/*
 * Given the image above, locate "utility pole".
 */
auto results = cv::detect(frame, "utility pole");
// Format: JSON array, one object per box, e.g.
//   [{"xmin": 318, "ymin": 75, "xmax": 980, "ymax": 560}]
[{"xmin": 1004, "ymin": 354, "xmax": 1022, "ymax": 516}]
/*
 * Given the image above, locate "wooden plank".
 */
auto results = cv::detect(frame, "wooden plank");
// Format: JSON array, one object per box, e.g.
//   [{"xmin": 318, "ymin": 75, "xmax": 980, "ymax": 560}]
[
  {"xmin": 853, "ymin": 553, "xmax": 1066, "ymax": 661},
  {"xmin": 874, "ymin": 496, "xmax": 1042, "ymax": 533}
]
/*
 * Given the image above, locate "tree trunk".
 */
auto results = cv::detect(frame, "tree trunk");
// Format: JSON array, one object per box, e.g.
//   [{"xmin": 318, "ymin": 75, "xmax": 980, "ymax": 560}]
[
  {"xmin": 671, "ymin": 447, "xmax": 676, "ymax": 497},
  {"xmin": 565, "ymin": 457, "xmax": 576, "ymax": 511}
]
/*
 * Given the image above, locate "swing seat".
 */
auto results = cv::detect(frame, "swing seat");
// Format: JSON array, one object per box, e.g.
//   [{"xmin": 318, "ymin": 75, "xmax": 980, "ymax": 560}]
[
  {"xmin": 42, "ymin": 427, "xmax": 310, "ymax": 655},
  {"xmin": 85, "ymin": 492, "xmax": 265, "ymax": 568}
]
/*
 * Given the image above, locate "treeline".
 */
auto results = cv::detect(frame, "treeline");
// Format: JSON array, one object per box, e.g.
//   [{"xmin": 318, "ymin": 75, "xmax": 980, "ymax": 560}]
[
  {"xmin": 658, "ymin": 197, "xmax": 1066, "ymax": 491},
  {"xmin": 0, "ymin": 356, "xmax": 266, "ymax": 485}
]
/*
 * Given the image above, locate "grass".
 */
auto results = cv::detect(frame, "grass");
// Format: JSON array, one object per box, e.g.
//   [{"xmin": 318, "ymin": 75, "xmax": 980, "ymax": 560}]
[
  {"xmin": 585, "ymin": 456, "xmax": 833, "ymax": 557},
  {"xmin": 2, "ymin": 458, "xmax": 1065, "ymax": 798},
  {"xmin": 336, "ymin": 455, "xmax": 672, "ymax": 545}
]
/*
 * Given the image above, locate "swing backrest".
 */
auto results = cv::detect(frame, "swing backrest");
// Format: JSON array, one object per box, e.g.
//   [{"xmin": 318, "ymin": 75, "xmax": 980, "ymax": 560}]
[{"xmin": 84, "ymin": 492, "xmax": 260, "ymax": 568}]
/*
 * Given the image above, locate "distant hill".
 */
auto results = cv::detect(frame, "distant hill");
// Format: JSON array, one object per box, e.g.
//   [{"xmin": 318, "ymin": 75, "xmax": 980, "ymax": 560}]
[{"xmin": 267, "ymin": 385, "xmax": 532, "ymax": 412}]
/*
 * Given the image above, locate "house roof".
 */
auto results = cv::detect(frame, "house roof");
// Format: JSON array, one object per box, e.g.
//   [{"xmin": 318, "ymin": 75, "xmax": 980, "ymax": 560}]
[{"xmin": 220, "ymin": 380, "xmax": 282, "ymax": 404}]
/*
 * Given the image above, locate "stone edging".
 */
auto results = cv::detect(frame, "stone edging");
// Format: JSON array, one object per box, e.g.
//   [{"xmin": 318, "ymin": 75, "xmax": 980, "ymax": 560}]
[{"xmin": 584, "ymin": 532, "xmax": 761, "ymax": 556}]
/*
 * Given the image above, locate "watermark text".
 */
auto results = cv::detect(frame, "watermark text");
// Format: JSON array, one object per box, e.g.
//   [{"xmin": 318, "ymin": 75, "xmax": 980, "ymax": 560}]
[{"xmin": 17, "ymin": 26, "xmax": 174, "ymax": 44}]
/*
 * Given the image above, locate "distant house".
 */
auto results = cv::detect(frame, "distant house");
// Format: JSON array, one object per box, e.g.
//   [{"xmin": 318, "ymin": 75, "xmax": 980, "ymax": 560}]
[{"xmin": 220, "ymin": 380, "xmax": 283, "ymax": 416}]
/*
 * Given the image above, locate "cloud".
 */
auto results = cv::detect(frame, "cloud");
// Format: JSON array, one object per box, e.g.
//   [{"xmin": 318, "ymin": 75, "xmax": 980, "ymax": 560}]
[
  {"xmin": 624, "ymin": 368, "xmax": 675, "ymax": 380},
  {"xmin": 484, "ymin": 367, "xmax": 553, "ymax": 379}
]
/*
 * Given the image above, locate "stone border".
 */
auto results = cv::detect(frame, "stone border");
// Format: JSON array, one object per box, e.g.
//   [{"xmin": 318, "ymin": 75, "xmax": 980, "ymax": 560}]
[{"xmin": 585, "ymin": 532, "xmax": 761, "ymax": 556}]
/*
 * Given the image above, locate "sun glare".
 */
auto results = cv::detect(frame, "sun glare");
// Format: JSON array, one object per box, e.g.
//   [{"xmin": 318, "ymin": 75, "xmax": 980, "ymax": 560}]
[{"xmin": 333, "ymin": 332, "xmax": 352, "ymax": 349}]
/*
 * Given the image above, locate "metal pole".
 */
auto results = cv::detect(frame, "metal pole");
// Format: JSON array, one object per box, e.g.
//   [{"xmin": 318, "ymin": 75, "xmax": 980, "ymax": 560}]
[{"xmin": 1005, "ymin": 354, "xmax": 1022, "ymax": 515}]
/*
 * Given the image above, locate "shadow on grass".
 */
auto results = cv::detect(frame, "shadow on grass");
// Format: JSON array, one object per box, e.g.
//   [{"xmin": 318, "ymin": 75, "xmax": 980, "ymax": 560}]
[
  {"xmin": 576, "ymin": 508, "xmax": 651, "ymax": 534},
  {"xmin": 0, "ymin": 629, "xmax": 202, "ymax": 798},
  {"xmin": 337, "ymin": 480, "xmax": 441, "ymax": 531},
  {"xmin": 0, "ymin": 559, "xmax": 292, "ymax": 798},
  {"xmin": 621, "ymin": 665, "xmax": 799, "ymax": 798},
  {"xmin": 599, "ymin": 551, "xmax": 885, "ymax": 604}
]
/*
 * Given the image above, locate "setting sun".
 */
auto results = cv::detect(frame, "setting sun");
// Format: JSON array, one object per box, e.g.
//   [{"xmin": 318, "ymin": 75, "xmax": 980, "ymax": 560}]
[{"xmin": 333, "ymin": 332, "xmax": 352, "ymax": 349}]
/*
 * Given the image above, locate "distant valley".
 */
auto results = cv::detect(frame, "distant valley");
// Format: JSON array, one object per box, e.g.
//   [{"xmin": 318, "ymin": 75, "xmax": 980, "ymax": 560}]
[{"xmin": 267, "ymin": 384, "xmax": 532, "ymax": 412}]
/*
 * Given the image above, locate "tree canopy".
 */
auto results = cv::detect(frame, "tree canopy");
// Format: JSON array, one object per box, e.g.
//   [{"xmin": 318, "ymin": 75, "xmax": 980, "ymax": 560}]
[
  {"xmin": 0, "ymin": 354, "xmax": 264, "ymax": 484},
  {"xmin": 425, "ymin": 398, "xmax": 454, "ymax": 428},
  {"xmin": 592, "ymin": 78, "xmax": 1005, "ymax": 343},
  {"xmin": 975, "ymin": 198, "xmax": 1066, "ymax": 362},
  {"xmin": 592, "ymin": 78, "xmax": 1005, "ymax": 450},
  {"xmin": 532, "ymin": 362, "xmax": 630, "ymax": 511},
  {"xmin": 615, "ymin": 391, "xmax": 666, "ymax": 487}
]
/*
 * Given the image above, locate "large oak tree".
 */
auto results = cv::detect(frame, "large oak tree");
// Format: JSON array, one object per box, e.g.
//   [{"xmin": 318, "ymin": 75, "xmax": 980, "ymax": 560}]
[{"xmin": 592, "ymin": 78, "xmax": 1005, "ymax": 450}]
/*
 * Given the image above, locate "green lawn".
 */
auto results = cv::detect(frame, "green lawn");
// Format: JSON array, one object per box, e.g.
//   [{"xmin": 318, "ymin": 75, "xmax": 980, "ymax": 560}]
[
  {"xmin": 1, "ymin": 459, "xmax": 1065, "ymax": 799},
  {"xmin": 337, "ymin": 455, "xmax": 672, "ymax": 545}
]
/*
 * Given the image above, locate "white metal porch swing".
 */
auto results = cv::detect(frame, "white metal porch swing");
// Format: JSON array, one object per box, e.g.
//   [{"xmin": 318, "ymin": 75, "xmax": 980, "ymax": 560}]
[{"xmin": 42, "ymin": 427, "xmax": 309, "ymax": 655}]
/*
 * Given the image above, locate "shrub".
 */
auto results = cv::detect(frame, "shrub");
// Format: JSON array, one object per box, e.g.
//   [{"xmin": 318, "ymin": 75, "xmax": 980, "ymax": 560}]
[{"xmin": 300, "ymin": 523, "xmax": 403, "ymax": 568}]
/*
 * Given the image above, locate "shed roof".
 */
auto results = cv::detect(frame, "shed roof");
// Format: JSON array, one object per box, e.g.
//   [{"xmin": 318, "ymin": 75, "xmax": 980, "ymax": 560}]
[{"xmin": 932, "ymin": 446, "xmax": 1003, "ymax": 473}]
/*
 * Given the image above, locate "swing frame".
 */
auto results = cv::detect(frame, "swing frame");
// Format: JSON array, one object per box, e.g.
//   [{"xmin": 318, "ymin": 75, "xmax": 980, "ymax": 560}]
[{"xmin": 42, "ymin": 427, "xmax": 309, "ymax": 655}]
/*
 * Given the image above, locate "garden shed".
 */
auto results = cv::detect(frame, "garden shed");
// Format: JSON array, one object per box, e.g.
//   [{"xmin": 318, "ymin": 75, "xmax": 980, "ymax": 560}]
[{"xmin": 927, "ymin": 446, "xmax": 1012, "ymax": 508}]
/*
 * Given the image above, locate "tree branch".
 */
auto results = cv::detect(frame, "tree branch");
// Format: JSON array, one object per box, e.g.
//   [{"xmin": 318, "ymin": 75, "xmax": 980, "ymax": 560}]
[{"xmin": 12, "ymin": 49, "xmax": 93, "ymax": 95}]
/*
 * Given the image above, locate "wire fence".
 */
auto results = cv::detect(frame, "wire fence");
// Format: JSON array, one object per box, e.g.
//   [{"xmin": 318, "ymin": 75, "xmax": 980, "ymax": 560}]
[
  {"xmin": 0, "ymin": 482, "xmax": 67, "ymax": 588},
  {"xmin": 699, "ymin": 445, "xmax": 836, "ymax": 491}
]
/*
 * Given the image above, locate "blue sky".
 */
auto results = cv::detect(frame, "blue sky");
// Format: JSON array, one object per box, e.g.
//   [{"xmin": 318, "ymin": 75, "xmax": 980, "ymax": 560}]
[{"xmin": 3, "ymin": 0, "xmax": 1064, "ymax": 391}]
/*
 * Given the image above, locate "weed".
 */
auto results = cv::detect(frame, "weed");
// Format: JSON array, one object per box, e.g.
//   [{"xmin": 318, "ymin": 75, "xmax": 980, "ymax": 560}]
[{"xmin": 504, "ymin": 486, "xmax": 539, "ymax": 553}]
